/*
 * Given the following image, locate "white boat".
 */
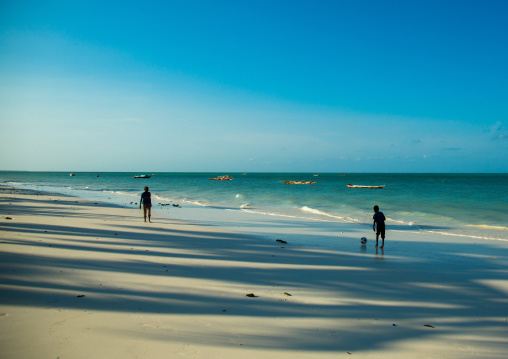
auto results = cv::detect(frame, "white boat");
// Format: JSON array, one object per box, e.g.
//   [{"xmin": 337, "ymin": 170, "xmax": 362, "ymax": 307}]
[
  {"xmin": 346, "ymin": 184, "xmax": 385, "ymax": 189},
  {"xmin": 134, "ymin": 175, "xmax": 151, "ymax": 178}
]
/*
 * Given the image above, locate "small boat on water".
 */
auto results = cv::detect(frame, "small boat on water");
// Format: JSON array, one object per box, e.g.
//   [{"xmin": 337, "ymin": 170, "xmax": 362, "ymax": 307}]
[
  {"xmin": 346, "ymin": 184, "xmax": 385, "ymax": 189},
  {"xmin": 134, "ymin": 175, "xmax": 151, "ymax": 179},
  {"xmin": 69, "ymin": 173, "xmax": 75, "ymax": 177},
  {"xmin": 209, "ymin": 175, "xmax": 233, "ymax": 181},
  {"xmin": 283, "ymin": 181, "xmax": 316, "ymax": 185}
]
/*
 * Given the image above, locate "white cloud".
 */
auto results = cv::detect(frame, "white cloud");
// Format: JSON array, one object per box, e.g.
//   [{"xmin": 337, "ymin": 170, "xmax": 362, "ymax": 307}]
[{"xmin": 489, "ymin": 121, "xmax": 508, "ymax": 140}]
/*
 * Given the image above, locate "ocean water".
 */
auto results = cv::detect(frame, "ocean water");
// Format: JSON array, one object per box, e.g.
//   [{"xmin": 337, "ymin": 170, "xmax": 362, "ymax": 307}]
[{"xmin": 1, "ymin": 172, "xmax": 507, "ymax": 241}]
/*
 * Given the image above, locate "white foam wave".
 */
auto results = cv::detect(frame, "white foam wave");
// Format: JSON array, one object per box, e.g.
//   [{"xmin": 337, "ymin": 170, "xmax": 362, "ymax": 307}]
[
  {"xmin": 467, "ymin": 224, "xmax": 508, "ymax": 231},
  {"xmin": 424, "ymin": 230, "xmax": 508, "ymax": 241},
  {"xmin": 388, "ymin": 217, "xmax": 407, "ymax": 225},
  {"xmin": 239, "ymin": 208, "xmax": 352, "ymax": 223},
  {"xmin": 390, "ymin": 228, "xmax": 508, "ymax": 242},
  {"xmin": 181, "ymin": 198, "xmax": 209, "ymax": 207},
  {"xmin": 104, "ymin": 190, "xmax": 137, "ymax": 197},
  {"xmin": 240, "ymin": 203, "xmax": 251, "ymax": 209},
  {"xmin": 239, "ymin": 209, "xmax": 325, "ymax": 221},
  {"xmin": 300, "ymin": 206, "xmax": 359, "ymax": 223},
  {"xmin": 152, "ymin": 194, "xmax": 174, "ymax": 202}
]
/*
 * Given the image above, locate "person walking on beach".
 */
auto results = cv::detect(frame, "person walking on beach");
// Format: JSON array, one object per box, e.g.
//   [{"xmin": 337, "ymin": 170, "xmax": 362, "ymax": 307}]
[
  {"xmin": 140, "ymin": 186, "xmax": 152, "ymax": 223},
  {"xmin": 373, "ymin": 205, "xmax": 386, "ymax": 248}
]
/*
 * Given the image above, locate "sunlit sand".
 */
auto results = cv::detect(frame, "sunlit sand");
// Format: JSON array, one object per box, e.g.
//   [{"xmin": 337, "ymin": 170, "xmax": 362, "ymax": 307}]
[{"xmin": 1, "ymin": 187, "xmax": 507, "ymax": 358}]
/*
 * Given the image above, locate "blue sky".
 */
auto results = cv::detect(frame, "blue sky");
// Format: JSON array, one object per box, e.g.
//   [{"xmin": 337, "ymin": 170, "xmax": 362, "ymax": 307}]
[{"xmin": 1, "ymin": 0, "xmax": 507, "ymax": 172}]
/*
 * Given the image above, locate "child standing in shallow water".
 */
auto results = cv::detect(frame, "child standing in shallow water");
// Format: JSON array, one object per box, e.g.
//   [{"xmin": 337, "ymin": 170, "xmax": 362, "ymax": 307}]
[{"xmin": 373, "ymin": 205, "xmax": 386, "ymax": 248}]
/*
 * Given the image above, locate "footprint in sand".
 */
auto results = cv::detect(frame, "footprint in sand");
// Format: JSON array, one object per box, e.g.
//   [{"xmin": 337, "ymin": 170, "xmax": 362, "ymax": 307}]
[
  {"xmin": 176, "ymin": 344, "xmax": 200, "ymax": 359},
  {"xmin": 140, "ymin": 319, "xmax": 163, "ymax": 329}
]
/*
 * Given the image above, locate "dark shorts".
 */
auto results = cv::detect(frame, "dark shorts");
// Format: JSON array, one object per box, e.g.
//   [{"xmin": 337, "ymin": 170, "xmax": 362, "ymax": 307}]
[
  {"xmin": 142, "ymin": 203, "xmax": 152, "ymax": 209},
  {"xmin": 376, "ymin": 223, "xmax": 385, "ymax": 238}
]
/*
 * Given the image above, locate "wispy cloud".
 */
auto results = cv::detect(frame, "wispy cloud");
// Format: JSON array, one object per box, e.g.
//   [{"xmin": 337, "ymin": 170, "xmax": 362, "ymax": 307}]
[{"xmin": 490, "ymin": 121, "xmax": 508, "ymax": 140}]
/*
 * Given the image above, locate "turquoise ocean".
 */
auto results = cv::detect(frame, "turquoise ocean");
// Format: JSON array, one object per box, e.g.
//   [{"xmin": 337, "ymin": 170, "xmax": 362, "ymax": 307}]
[{"xmin": 1, "ymin": 172, "xmax": 507, "ymax": 241}]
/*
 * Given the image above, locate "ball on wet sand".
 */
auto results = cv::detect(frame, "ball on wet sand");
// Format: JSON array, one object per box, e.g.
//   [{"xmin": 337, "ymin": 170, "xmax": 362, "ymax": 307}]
[{"xmin": 361, "ymin": 237, "xmax": 367, "ymax": 244}]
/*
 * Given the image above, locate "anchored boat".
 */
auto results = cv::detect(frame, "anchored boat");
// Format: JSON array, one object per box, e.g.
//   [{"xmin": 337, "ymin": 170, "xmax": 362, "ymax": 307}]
[
  {"xmin": 209, "ymin": 175, "xmax": 233, "ymax": 181},
  {"xmin": 283, "ymin": 181, "xmax": 316, "ymax": 185},
  {"xmin": 346, "ymin": 184, "xmax": 385, "ymax": 189}
]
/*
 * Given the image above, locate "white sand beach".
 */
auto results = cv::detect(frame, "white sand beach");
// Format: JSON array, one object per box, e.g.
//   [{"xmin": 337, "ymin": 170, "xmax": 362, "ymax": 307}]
[{"xmin": 1, "ymin": 186, "xmax": 507, "ymax": 358}]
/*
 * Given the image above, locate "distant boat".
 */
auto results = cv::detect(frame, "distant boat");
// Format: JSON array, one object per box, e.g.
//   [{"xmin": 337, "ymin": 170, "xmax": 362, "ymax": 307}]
[
  {"xmin": 134, "ymin": 175, "xmax": 151, "ymax": 179},
  {"xmin": 283, "ymin": 181, "xmax": 316, "ymax": 185},
  {"xmin": 70, "ymin": 173, "xmax": 75, "ymax": 176},
  {"xmin": 209, "ymin": 175, "xmax": 233, "ymax": 181},
  {"xmin": 346, "ymin": 184, "xmax": 385, "ymax": 189}
]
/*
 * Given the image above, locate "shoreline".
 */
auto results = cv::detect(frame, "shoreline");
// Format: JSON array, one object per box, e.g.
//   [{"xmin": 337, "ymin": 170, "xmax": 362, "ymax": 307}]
[
  {"xmin": 3, "ymin": 172, "xmax": 507, "ymax": 242},
  {"xmin": 1, "ymin": 186, "xmax": 508, "ymax": 358}
]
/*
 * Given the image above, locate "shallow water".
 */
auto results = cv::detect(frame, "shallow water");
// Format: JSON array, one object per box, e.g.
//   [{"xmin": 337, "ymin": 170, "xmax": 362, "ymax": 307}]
[{"xmin": 1, "ymin": 172, "xmax": 507, "ymax": 241}]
